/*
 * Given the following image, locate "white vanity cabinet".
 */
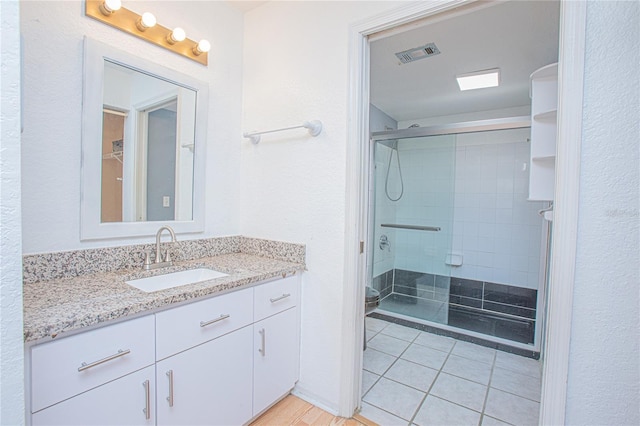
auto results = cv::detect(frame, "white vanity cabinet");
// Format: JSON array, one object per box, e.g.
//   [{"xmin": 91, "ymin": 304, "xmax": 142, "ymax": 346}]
[
  {"xmin": 252, "ymin": 277, "xmax": 300, "ymax": 417},
  {"xmin": 30, "ymin": 316, "xmax": 156, "ymax": 426},
  {"xmin": 156, "ymin": 327, "xmax": 253, "ymax": 425},
  {"xmin": 154, "ymin": 287, "xmax": 254, "ymax": 425},
  {"xmin": 32, "ymin": 366, "xmax": 156, "ymax": 426},
  {"xmin": 27, "ymin": 275, "xmax": 301, "ymax": 426}
]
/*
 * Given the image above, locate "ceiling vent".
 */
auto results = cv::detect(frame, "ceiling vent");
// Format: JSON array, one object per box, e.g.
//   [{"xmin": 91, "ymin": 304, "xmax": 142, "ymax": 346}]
[{"xmin": 395, "ymin": 43, "xmax": 441, "ymax": 64}]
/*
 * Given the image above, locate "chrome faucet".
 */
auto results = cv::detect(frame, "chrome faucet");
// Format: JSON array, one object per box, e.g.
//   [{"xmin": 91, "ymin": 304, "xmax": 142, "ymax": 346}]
[{"xmin": 143, "ymin": 226, "xmax": 177, "ymax": 270}]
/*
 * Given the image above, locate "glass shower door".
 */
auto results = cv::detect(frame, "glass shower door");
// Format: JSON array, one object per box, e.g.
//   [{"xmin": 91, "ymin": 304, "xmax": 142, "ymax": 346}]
[{"xmin": 370, "ymin": 134, "xmax": 456, "ymax": 325}]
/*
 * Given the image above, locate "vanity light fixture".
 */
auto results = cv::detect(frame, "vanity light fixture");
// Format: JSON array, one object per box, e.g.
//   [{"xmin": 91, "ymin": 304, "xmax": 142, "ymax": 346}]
[
  {"xmin": 99, "ymin": 0, "xmax": 121, "ymax": 15},
  {"xmin": 193, "ymin": 39, "xmax": 211, "ymax": 56},
  {"xmin": 456, "ymin": 68, "xmax": 500, "ymax": 91},
  {"xmin": 166, "ymin": 27, "xmax": 186, "ymax": 45},
  {"xmin": 135, "ymin": 12, "xmax": 156, "ymax": 31},
  {"xmin": 85, "ymin": 0, "xmax": 209, "ymax": 65}
]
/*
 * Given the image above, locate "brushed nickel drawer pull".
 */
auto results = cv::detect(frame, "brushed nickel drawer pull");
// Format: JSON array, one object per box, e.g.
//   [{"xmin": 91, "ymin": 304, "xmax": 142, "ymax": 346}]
[
  {"xmin": 142, "ymin": 380, "xmax": 151, "ymax": 420},
  {"xmin": 258, "ymin": 328, "xmax": 266, "ymax": 357},
  {"xmin": 200, "ymin": 314, "xmax": 230, "ymax": 328},
  {"xmin": 78, "ymin": 348, "xmax": 131, "ymax": 372},
  {"xmin": 166, "ymin": 370, "xmax": 174, "ymax": 407},
  {"xmin": 269, "ymin": 293, "xmax": 291, "ymax": 303}
]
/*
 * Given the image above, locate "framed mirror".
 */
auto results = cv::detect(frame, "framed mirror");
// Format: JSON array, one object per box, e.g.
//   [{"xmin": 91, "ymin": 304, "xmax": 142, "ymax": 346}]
[{"xmin": 81, "ymin": 37, "xmax": 208, "ymax": 240}]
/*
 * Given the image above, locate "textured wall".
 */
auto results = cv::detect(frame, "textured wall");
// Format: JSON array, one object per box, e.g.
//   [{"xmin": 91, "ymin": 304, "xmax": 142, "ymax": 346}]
[
  {"xmin": 20, "ymin": 1, "xmax": 245, "ymax": 253},
  {"xmin": 240, "ymin": 1, "xmax": 405, "ymax": 412},
  {"xmin": 565, "ymin": 1, "xmax": 639, "ymax": 424},
  {"xmin": 0, "ymin": 0, "xmax": 25, "ymax": 423}
]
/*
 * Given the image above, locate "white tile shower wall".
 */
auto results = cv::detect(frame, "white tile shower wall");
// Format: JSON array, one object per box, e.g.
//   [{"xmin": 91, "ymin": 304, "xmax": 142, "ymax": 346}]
[
  {"xmin": 451, "ymin": 129, "xmax": 545, "ymax": 289},
  {"xmin": 391, "ymin": 136, "xmax": 456, "ymax": 278}
]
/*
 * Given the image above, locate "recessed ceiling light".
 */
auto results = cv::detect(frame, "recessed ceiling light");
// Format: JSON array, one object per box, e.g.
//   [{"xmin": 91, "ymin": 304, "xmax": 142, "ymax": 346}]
[{"xmin": 456, "ymin": 68, "xmax": 500, "ymax": 91}]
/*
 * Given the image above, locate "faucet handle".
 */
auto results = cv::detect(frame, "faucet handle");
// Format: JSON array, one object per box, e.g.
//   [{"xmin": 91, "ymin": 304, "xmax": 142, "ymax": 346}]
[
  {"xmin": 163, "ymin": 250, "xmax": 172, "ymax": 263},
  {"xmin": 143, "ymin": 250, "xmax": 153, "ymax": 268}
]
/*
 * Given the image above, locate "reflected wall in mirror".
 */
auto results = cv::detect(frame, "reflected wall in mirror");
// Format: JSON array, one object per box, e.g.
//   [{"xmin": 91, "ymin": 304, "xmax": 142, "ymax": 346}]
[
  {"xmin": 82, "ymin": 37, "xmax": 208, "ymax": 240},
  {"xmin": 99, "ymin": 61, "xmax": 196, "ymax": 223}
]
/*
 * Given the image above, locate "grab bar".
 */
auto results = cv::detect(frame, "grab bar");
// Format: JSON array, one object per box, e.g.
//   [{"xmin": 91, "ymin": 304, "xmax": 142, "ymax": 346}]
[{"xmin": 381, "ymin": 224, "xmax": 441, "ymax": 232}]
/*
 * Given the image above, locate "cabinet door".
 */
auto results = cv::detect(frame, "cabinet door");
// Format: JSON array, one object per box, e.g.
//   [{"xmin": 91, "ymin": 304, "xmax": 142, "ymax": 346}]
[
  {"xmin": 253, "ymin": 307, "xmax": 299, "ymax": 416},
  {"xmin": 31, "ymin": 365, "xmax": 155, "ymax": 426},
  {"xmin": 156, "ymin": 326, "xmax": 253, "ymax": 426}
]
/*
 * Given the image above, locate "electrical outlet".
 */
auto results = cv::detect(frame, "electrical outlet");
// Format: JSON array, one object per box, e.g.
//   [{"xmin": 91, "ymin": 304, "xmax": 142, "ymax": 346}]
[{"xmin": 163, "ymin": 196, "xmax": 170, "ymax": 207}]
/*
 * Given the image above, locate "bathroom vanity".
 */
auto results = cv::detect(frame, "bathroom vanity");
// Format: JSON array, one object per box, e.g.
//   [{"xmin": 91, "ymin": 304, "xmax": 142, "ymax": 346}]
[{"xmin": 23, "ymin": 237, "xmax": 305, "ymax": 426}]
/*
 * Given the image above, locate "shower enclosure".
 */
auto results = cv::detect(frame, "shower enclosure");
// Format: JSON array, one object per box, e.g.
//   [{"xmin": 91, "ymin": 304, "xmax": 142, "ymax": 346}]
[{"xmin": 369, "ymin": 117, "xmax": 547, "ymax": 349}]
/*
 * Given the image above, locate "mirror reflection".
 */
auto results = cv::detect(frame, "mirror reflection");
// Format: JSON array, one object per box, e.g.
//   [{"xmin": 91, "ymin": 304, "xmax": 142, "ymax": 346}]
[{"xmin": 100, "ymin": 60, "xmax": 196, "ymax": 223}]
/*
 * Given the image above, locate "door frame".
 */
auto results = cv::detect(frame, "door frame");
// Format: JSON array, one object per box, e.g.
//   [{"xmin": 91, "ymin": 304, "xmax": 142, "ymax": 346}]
[{"xmin": 341, "ymin": 1, "xmax": 586, "ymax": 423}]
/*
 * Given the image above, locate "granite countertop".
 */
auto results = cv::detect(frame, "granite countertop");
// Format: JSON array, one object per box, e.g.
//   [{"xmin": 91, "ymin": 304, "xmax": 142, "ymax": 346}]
[{"xmin": 23, "ymin": 252, "xmax": 304, "ymax": 344}]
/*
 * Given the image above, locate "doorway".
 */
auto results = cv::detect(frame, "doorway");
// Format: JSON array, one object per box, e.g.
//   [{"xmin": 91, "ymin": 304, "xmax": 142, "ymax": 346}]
[{"xmin": 342, "ymin": 0, "xmax": 587, "ymax": 422}]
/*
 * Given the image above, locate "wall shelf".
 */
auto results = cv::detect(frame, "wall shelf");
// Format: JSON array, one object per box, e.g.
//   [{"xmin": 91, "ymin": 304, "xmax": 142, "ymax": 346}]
[{"xmin": 528, "ymin": 63, "xmax": 558, "ymax": 202}]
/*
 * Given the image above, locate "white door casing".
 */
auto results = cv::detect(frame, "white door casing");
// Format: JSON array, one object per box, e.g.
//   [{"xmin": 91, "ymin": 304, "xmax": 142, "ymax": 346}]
[{"xmin": 341, "ymin": 2, "xmax": 586, "ymax": 424}]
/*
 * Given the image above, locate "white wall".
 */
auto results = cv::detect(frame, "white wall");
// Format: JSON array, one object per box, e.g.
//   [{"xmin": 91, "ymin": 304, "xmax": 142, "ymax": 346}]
[
  {"xmin": 20, "ymin": 0, "xmax": 245, "ymax": 253},
  {"xmin": 0, "ymin": 0, "xmax": 25, "ymax": 423},
  {"xmin": 565, "ymin": 1, "xmax": 639, "ymax": 424},
  {"xmin": 240, "ymin": 0, "xmax": 406, "ymax": 412}
]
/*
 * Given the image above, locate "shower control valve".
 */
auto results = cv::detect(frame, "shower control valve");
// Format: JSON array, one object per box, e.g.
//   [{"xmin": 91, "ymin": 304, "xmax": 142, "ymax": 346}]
[{"xmin": 379, "ymin": 235, "xmax": 391, "ymax": 252}]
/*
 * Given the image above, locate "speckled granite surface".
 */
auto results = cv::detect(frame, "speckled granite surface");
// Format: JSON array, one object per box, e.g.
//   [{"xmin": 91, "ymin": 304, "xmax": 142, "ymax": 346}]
[
  {"xmin": 23, "ymin": 236, "xmax": 306, "ymax": 343},
  {"xmin": 23, "ymin": 236, "xmax": 305, "ymax": 284}
]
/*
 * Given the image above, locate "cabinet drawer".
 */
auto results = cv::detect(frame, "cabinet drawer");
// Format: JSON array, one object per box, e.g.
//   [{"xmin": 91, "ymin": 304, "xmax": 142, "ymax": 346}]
[
  {"xmin": 254, "ymin": 276, "xmax": 299, "ymax": 322},
  {"xmin": 155, "ymin": 287, "xmax": 253, "ymax": 360},
  {"xmin": 32, "ymin": 365, "xmax": 155, "ymax": 425},
  {"xmin": 31, "ymin": 315, "xmax": 155, "ymax": 413}
]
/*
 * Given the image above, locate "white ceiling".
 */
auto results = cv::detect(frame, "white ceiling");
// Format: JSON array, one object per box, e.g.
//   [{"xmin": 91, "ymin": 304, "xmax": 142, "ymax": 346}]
[
  {"xmin": 370, "ymin": 0, "xmax": 560, "ymax": 122},
  {"xmin": 226, "ymin": 0, "xmax": 268, "ymax": 13}
]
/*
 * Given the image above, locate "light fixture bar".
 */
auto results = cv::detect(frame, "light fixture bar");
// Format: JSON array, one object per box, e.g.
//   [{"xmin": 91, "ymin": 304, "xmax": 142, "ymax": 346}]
[
  {"xmin": 456, "ymin": 68, "xmax": 500, "ymax": 91},
  {"xmin": 85, "ymin": 0, "xmax": 208, "ymax": 66}
]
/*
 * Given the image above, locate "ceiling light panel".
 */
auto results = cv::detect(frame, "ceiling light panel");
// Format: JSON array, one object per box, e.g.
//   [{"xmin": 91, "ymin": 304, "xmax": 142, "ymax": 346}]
[{"xmin": 456, "ymin": 68, "xmax": 500, "ymax": 91}]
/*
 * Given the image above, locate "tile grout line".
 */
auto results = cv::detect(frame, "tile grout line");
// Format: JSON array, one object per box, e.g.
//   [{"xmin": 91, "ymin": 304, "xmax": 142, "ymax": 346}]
[
  {"xmin": 407, "ymin": 338, "xmax": 458, "ymax": 425},
  {"xmin": 479, "ymin": 351, "xmax": 498, "ymax": 425},
  {"xmin": 363, "ymin": 324, "xmax": 428, "ymax": 423},
  {"xmin": 364, "ymin": 319, "xmax": 541, "ymax": 425}
]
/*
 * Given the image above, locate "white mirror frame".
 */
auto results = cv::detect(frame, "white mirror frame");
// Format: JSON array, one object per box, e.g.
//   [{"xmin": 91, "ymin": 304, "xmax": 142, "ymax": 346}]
[{"xmin": 81, "ymin": 37, "xmax": 208, "ymax": 240}]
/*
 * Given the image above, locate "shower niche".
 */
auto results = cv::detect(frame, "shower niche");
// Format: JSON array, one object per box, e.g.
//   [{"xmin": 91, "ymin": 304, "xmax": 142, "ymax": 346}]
[{"xmin": 369, "ymin": 122, "xmax": 546, "ymax": 348}]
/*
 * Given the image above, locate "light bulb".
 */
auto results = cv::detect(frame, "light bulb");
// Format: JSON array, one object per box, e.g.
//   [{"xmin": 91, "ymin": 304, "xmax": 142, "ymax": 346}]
[
  {"xmin": 193, "ymin": 39, "xmax": 211, "ymax": 55},
  {"xmin": 167, "ymin": 27, "xmax": 186, "ymax": 44},
  {"xmin": 136, "ymin": 12, "xmax": 156, "ymax": 31},
  {"xmin": 99, "ymin": 0, "xmax": 121, "ymax": 15}
]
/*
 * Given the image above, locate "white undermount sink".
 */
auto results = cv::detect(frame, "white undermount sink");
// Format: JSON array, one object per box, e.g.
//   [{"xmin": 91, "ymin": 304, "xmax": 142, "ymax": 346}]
[{"xmin": 126, "ymin": 268, "xmax": 228, "ymax": 293}]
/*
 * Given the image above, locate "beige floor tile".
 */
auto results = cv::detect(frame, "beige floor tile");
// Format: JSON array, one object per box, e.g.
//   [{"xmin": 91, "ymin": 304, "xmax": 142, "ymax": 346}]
[
  {"xmin": 363, "ymin": 378, "xmax": 426, "ymax": 421},
  {"xmin": 384, "ymin": 359, "xmax": 438, "ymax": 392},
  {"xmin": 484, "ymin": 388, "xmax": 540, "ymax": 426},
  {"xmin": 413, "ymin": 395, "xmax": 481, "ymax": 426},
  {"xmin": 429, "ymin": 373, "xmax": 488, "ymax": 412},
  {"xmin": 368, "ymin": 333, "xmax": 412, "ymax": 357},
  {"xmin": 442, "ymin": 354, "xmax": 493, "ymax": 385},
  {"xmin": 401, "ymin": 343, "xmax": 449, "ymax": 370}
]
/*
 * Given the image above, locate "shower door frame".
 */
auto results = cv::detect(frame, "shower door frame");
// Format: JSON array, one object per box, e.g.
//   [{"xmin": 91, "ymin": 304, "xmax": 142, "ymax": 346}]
[
  {"xmin": 342, "ymin": 0, "xmax": 587, "ymax": 422},
  {"xmin": 369, "ymin": 119, "xmax": 548, "ymax": 350}
]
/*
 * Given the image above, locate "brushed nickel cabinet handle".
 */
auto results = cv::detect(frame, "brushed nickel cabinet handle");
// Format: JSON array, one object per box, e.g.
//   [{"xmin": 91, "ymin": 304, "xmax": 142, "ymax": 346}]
[
  {"xmin": 78, "ymin": 348, "xmax": 130, "ymax": 372},
  {"xmin": 258, "ymin": 328, "xmax": 266, "ymax": 357},
  {"xmin": 142, "ymin": 380, "xmax": 150, "ymax": 420},
  {"xmin": 200, "ymin": 314, "xmax": 230, "ymax": 328},
  {"xmin": 166, "ymin": 370, "xmax": 174, "ymax": 407},
  {"xmin": 269, "ymin": 293, "xmax": 291, "ymax": 303}
]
